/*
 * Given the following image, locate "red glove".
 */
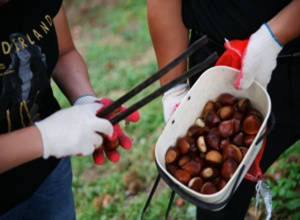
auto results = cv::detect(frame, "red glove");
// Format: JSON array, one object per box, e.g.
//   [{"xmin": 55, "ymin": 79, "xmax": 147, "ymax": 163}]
[
  {"xmin": 215, "ymin": 39, "xmax": 249, "ymax": 70},
  {"xmin": 93, "ymin": 98, "xmax": 140, "ymax": 165}
]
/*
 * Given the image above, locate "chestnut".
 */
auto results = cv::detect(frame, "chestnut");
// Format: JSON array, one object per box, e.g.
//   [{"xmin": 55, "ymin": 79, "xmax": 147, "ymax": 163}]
[
  {"xmin": 233, "ymin": 111, "xmax": 245, "ymax": 120},
  {"xmin": 218, "ymin": 120, "xmax": 234, "ymax": 138},
  {"xmin": 194, "ymin": 156, "xmax": 206, "ymax": 167},
  {"xmin": 221, "ymin": 158, "xmax": 238, "ymax": 180},
  {"xmin": 188, "ymin": 177, "xmax": 204, "ymax": 193},
  {"xmin": 201, "ymin": 182, "xmax": 217, "ymax": 194},
  {"xmin": 243, "ymin": 134, "xmax": 256, "ymax": 147},
  {"xmin": 239, "ymin": 146, "xmax": 248, "ymax": 158},
  {"xmin": 177, "ymin": 155, "xmax": 192, "ymax": 167},
  {"xmin": 217, "ymin": 93, "xmax": 236, "ymax": 106},
  {"xmin": 174, "ymin": 169, "xmax": 191, "ymax": 185},
  {"xmin": 196, "ymin": 135, "xmax": 207, "ymax": 153},
  {"xmin": 218, "ymin": 105, "xmax": 234, "ymax": 120},
  {"xmin": 194, "ymin": 118, "xmax": 205, "ymax": 128},
  {"xmin": 237, "ymin": 98, "xmax": 251, "ymax": 113},
  {"xmin": 242, "ymin": 114, "xmax": 262, "ymax": 135},
  {"xmin": 219, "ymin": 139, "xmax": 231, "ymax": 152},
  {"xmin": 103, "ymin": 138, "xmax": 119, "ymax": 151},
  {"xmin": 165, "ymin": 146, "xmax": 180, "ymax": 164},
  {"xmin": 205, "ymin": 131, "xmax": 221, "ymax": 150},
  {"xmin": 217, "ymin": 178, "xmax": 228, "ymax": 191},
  {"xmin": 231, "ymin": 132, "xmax": 244, "ymax": 147},
  {"xmin": 222, "ymin": 144, "xmax": 243, "ymax": 163},
  {"xmin": 204, "ymin": 110, "xmax": 221, "ymax": 129},
  {"xmin": 200, "ymin": 166, "xmax": 220, "ymax": 180},
  {"xmin": 205, "ymin": 150, "xmax": 223, "ymax": 165},
  {"xmin": 182, "ymin": 159, "xmax": 201, "ymax": 176},
  {"xmin": 177, "ymin": 137, "xmax": 192, "ymax": 154},
  {"xmin": 187, "ymin": 125, "xmax": 209, "ymax": 139},
  {"xmin": 202, "ymin": 101, "xmax": 217, "ymax": 117},
  {"xmin": 246, "ymin": 108, "xmax": 263, "ymax": 120},
  {"xmin": 166, "ymin": 163, "xmax": 179, "ymax": 175}
]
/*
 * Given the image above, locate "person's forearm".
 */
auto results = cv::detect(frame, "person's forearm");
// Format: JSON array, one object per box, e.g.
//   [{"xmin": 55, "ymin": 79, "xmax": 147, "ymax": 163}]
[
  {"xmin": 51, "ymin": 5, "xmax": 95, "ymax": 104},
  {"xmin": 268, "ymin": 0, "xmax": 300, "ymax": 45},
  {"xmin": 147, "ymin": 0, "xmax": 189, "ymax": 86},
  {"xmin": 52, "ymin": 49, "xmax": 95, "ymax": 104},
  {"xmin": 0, "ymin": 126, "xmax": 43, "ymax": 173}
]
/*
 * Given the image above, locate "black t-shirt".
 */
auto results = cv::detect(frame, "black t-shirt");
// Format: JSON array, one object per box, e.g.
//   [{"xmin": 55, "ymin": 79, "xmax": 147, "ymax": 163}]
[
  {"xmin": 0, "ymin": 0, "xmax": 63, "ymax": 214},
  {"xmin": 182, "ymin": 0, "xmax": 300, "ymax": 53}
]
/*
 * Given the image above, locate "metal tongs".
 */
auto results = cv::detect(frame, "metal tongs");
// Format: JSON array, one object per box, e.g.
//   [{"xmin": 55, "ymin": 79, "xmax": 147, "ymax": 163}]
[{"xmin": 96, "ymin": 35, "xmax": 218, "ymax": 124}]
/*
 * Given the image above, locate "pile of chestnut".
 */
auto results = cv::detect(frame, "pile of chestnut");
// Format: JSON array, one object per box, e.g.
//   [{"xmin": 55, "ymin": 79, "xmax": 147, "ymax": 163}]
[{"xmin": 164, "ymin": 93, "xmax": 263, "ymax": 195}]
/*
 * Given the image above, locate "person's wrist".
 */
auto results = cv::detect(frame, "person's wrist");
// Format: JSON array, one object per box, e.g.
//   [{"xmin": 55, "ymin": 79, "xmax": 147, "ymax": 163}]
[{"xmin": 262, "ymin": 23, "xmax": 283, "ymax": 48}]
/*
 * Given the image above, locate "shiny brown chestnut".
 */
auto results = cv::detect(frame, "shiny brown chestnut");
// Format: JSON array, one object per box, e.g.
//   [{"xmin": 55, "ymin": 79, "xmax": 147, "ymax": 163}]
[
  {"xmin": 188, "ymin": 177, "xmax": 204, "ymax": 193},
  {"xmin": 243, "ymin": 134, "xmax": 256, "ymax": 147},
  {"xmin": 231, "ymin": 132, "xmax": 244, "ymax": 147},
  {"xmin": 197, "ymin": 135, "xmax": 207, "ymax": 153},
  {"xmin": 202, "ymin": 101, "xmax": 217, "ymax": 117},
  {"xmin": 205, "ymin": 130, "xmax": 221, "ymax": 150},
  {"xmin": 177, "ymin": 137, "xmax": 192, "ymax": 154},
  {"xmin": 218, "ymin": 120, "xmax": 234, "ymax": 138},
  {"xmin": 221, "ymin": 158, "xmax": 238, "ymax": 180},
  {"xmin": 222, "ymin": 144, "xmax": 243, "ymax": 163},
  {"xmin": 204, "ymin": 110, "xmax": 221, "ymax": 129},
  {"xmin": 166, "ymin": 162, "xmax": 179, "ymax": 175},
  {"xmin": 102, "ymin": 138, "xmax": 119, "ymax": 151},
  {"xmin": 217, "ymin": 93, "xmax": 237, "ymax": 106},
  {"xmin": 239, "ymin": 146, "xmax": 249, "ymax": 158},
  {"xmin": 242, "ymin": 114, "xmax": 262, "ymax": 135},
  {"xmin": 187, "ymin": 125, "xmax": 209, "ymax": 139},
  {"xmin": 165, "ymin": 146, "xmax": 180, "ymax": 164},
  {"xmin": 200, "ymin": 166, "xmax": 220, "ymax": 180},
  {"xmin": 177, "ymin": 155, "xmax": 192, "ymax": 167},
  {"xmin": 182, "ymin": 159, "xmax": 202, "ymax": 176},
  {"xmin": 219, "ymin": 139, "xmax": 231, "ymax": 152},
  {"xmin": 201, "ymin": 181, "xmax": 217, "ymax": 194},
  {"xmin": 237, "ymin": 98, "xmax": 251, "ymax": 113},
  {"xmin": 218, "ymin": 105, "xmax": 234, "ymax": 120},
  {"xmin": 205, "ymin": 150, "xmax": 223, "ymax": 165},
  {"xmin": 174, "ymin": 169, "xmax": 191, "ymax": 185},
  {"xmin": 217, "ymin": 178, "xmax": 228, "ymax": 191}
]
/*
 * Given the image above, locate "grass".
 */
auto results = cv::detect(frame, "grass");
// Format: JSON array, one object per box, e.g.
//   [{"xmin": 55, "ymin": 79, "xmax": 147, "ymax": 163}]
[{"xmin": 50, "ymin": 1, "xmax": 300, "ymax": 219}]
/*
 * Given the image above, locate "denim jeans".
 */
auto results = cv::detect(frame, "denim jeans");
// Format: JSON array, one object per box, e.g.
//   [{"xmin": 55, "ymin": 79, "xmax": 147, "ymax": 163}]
[{"xmin": 0, "ymin": 157, "xmax": 75, "ymax": 220}]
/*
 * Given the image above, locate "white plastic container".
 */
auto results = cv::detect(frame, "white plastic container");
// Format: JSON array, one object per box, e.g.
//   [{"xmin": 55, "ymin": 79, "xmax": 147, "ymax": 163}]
[{"xmin": 155, "ymin": 66, "xmax": 271, "ymax": 210}]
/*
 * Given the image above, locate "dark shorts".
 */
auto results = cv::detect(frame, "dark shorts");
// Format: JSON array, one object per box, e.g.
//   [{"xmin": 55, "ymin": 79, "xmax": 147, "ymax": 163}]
[{"xmin": 0, "ymin": 157, "xmax": 75, "ymax": 220}]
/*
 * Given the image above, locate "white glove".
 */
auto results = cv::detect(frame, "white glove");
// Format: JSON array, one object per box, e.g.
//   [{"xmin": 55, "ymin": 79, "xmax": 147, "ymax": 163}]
[
  {"xmin": 162, "ymin": 83, "xmax": 189, "ymax": 123},
  {"xmin": 234, "ymin": 23, "xmax": 283, "ymax": 90},
  {"xmin": 35, "ymin": 103, "xmax": 113, "ymax": 159},
  {"xmin": 73, "ymin": 94, "xmax": 99, "ymax": 105}
]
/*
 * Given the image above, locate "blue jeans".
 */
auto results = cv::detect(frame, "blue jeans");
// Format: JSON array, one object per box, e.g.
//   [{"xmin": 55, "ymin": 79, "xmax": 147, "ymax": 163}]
[{"xmin": 0, "ymin": 157, "xmax": 75, "ymax": 220}]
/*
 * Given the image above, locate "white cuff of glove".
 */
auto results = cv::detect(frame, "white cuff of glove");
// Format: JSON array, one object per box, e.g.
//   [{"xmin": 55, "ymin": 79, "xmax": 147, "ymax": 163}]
[
  {"xmin": 241, "ymin": 23, "xmax": 282, "ymax": 89},
  {"xmin": 162, "ymin": 83, "xmax": 189, "ymax": 123},
  {"xmin": 73, "ymin": 94, "xmax": 99, "ymax": 105}
]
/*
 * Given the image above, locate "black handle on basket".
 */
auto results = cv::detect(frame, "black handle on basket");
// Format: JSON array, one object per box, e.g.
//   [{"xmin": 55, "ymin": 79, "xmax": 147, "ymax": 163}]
[{"xmin": 255, "ymin": 111, "xmax": 276, "ymax": 145}]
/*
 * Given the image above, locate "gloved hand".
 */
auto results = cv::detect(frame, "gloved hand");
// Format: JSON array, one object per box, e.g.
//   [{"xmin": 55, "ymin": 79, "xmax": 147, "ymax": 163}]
[
  {"xmin": 74, "ymin": 95, "xmax": 140, "ymax": 165},
  {"xmin": 162, "ymin": 83, "xmax": 189, "ymax": 123},
  {"xmin": 35, "ymin": 103, "xmax": 114, "ymax": 159},
  {"xmin": 216, "ymin": 23, "xmax": 283, "ymax": 90}
]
